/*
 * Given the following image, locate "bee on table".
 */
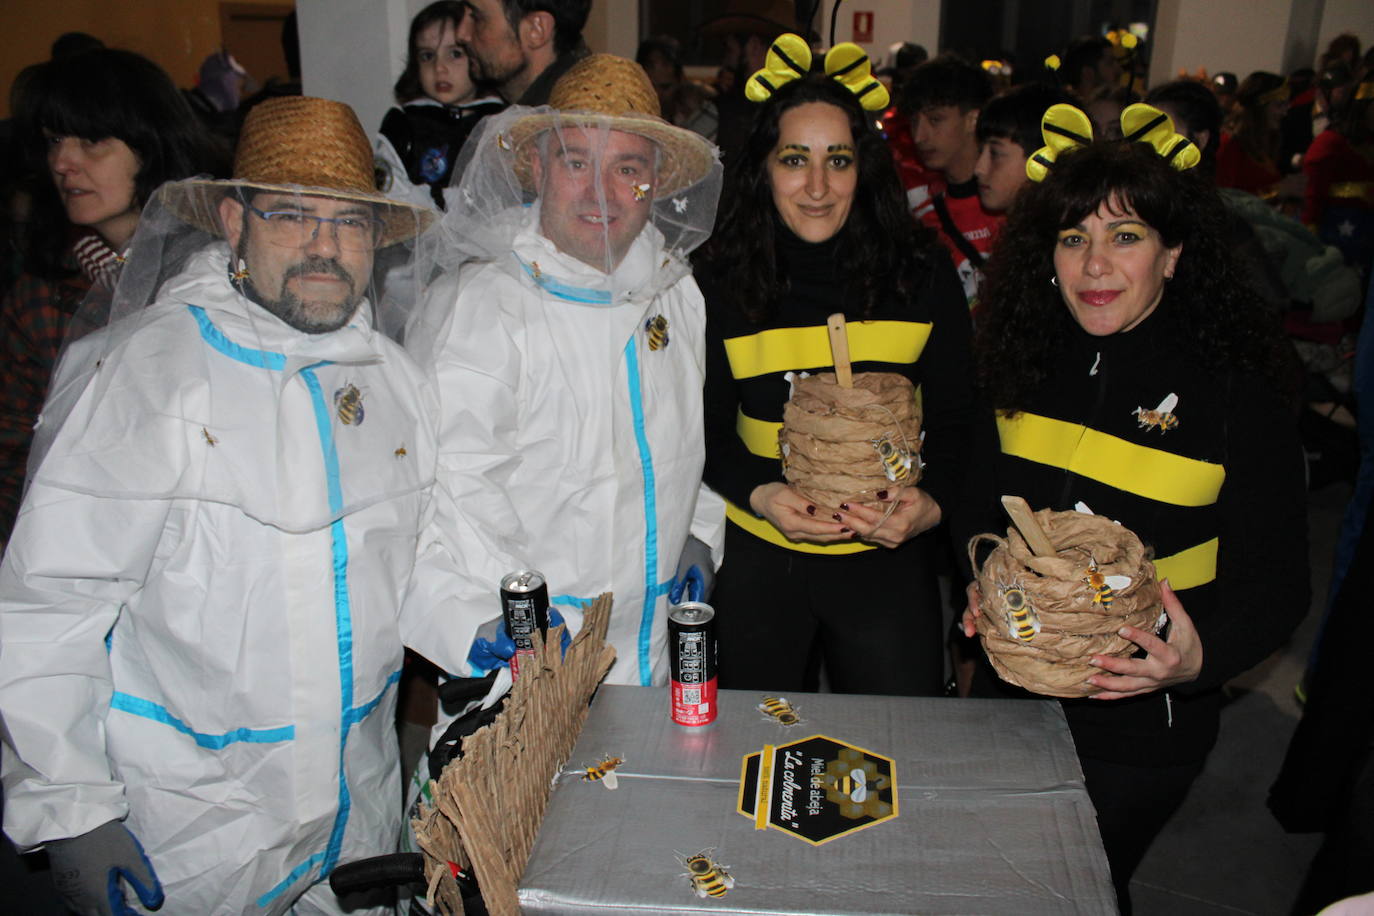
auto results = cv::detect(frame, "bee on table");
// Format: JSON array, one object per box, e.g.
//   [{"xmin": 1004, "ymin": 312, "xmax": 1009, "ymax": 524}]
[
  {"xmin": 680, "ymin": 849, "xmax": 734, "ymax": 899},
  {"xmin": 580, "ymin": 755, "xmax": 623, "ymax": 790},
  {"xmin": 1081, "ymin": 555, "xmax": 1132, "ymax": 610},
  {"xmin": 201, "ymin": 427, "xmax": 218, "ymax": 447},
  {"xmin": 758, "ymin": 695, "xmax": 802, "ymax": 726},
  {"xmin": 1133, "ymin": 392, "xmax": 1179, "ymax": 433},
  {"xmin": 394, "ymin": 444, "xmax": 407, "ymax": 459},
  {"xmin": 872, "ymin": 434, "xmax": 912, "ymax": 483},
  {"xmin": 645, "ymin": 314, "xmax": 669, "ymax": 351},
  {"xmin": 999, "ymin": 581, "xmax": 1040, "ymax": 642},
  {"xmin": 334, "ymin": 383, "xmax": 365, "ymax": 426}
]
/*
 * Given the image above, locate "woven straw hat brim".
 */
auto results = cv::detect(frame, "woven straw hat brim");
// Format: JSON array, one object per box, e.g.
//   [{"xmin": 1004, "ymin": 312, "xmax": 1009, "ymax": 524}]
[
  {"xmin": 160, "ymin": 178, "xmax": 435, "ymax": 248},
  {"xmin": 506, "ymin": 112, "xmax": 717, "ymax": 196}
]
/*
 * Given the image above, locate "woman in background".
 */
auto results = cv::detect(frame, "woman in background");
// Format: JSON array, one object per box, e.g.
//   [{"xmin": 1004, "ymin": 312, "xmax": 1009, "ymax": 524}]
[{"xmin": 0, "ymin": 47, "xmax": 221, "ymax": 543}]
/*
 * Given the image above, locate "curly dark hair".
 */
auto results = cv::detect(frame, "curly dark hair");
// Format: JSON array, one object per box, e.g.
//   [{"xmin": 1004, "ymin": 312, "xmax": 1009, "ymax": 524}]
[
  {"xmin": 696, "ymin": 74, "xmax": 936, "ymax": 324},
  {"xmin": 975, "ymin": 140, "xmax": 1293, "ymax": 413}
]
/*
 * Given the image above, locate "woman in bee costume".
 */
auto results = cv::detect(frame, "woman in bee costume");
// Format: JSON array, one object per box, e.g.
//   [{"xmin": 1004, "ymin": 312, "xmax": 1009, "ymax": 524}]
[
  {"xmin": 962, "ymin": 104, "xmax": 1308, "ymax": 912},
  {"xmin": 696, "ymin": 35, "xmax": 983, "ymax": 696}
]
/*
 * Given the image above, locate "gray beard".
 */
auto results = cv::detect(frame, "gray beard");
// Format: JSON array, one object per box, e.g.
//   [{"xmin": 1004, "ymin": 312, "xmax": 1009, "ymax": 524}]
[{"xmin": 235, "ymin": 252, "xmax": 360, "ymax": 334}]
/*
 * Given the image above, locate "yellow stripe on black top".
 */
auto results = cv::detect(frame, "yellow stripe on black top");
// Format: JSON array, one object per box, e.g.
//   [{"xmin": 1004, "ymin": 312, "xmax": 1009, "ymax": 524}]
[{"xmin": 724, "ymin": 321, "xmax": 931, "ymax": 379}]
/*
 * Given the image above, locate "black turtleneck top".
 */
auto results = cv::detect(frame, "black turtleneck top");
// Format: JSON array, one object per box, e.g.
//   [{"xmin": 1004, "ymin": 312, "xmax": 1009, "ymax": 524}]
[
  {"xmin": 977, "ymin": 303, "xmax": 1309, "ymax": 765},
  {"xmin": 697, "ymin": 223, "xmax": 980, "ymax": 555}
]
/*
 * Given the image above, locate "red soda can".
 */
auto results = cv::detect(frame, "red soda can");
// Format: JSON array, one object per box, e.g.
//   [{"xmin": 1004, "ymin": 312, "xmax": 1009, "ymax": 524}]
[
  {"xmin": 500, "ymin": 570, "xmax": 549, "ymax": 681},
  {"xmin": 669, "ymin": 602, "xmax": 717, "ymax": 727}
]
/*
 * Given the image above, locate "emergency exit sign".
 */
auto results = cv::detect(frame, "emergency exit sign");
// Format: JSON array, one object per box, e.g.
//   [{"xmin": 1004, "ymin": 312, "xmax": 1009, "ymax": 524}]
[{"xmin": 853, "ymin": 10, "xmax": 874, "ymax": 43}]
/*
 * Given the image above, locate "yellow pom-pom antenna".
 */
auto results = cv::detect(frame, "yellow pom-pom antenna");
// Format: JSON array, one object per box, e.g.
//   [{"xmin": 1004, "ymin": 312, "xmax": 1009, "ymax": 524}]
[
  {"xmin": 1025, "ymin": 104, "xmax": 1094, "ymax": 182},
  {"xmin": 1120, "ymin": 103, "xmax": 1200, "ymax": 171},
  {"xmin": 1044, "ymin": 54, "xmax": 1061, "ymax": 72},
  {"xmin": 746, "ymin": 33, "xmax": 813, "ymax": 103},
  {"xmin": 824, "ymin": 42, "xmax": 890, "ymax": 111}
]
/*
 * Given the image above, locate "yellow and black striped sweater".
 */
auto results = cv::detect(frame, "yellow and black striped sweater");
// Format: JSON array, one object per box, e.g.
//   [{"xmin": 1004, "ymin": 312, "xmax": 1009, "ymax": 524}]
[
  {"xmin": 979, "ymin": 308, "xmax": 1309, "ymax": 765},
  {"xmin": 699, "ymin": 230, "xmax": 981, "ymax": 555}
]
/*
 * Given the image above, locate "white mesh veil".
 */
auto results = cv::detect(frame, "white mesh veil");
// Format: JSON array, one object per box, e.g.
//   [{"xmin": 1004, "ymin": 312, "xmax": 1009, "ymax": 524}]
[
  {"xmin": 25, "ymin": 178, "xmax": 438, "ymax": 531},
  {"xmin": 406, "ymin": 104, "xmax": 722, "ymax": 366}
]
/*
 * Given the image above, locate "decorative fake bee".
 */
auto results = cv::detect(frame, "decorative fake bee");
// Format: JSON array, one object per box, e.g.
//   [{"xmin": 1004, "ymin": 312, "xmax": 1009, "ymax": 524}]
[
  {"xmin": 395, "ymin": 444, "xmax": 407, "ymax": 459},
  {"xmin": 873, "ymin": 434, "xmax": 913, "ymax": 483},
  {"xmin": 1082, "ymin": 556, "xmax": 1132, "ymax": 610},
  {"xmin": 580, "ymin": 755, "xmax": 624, "ymax": 790},
  {"xmin": 202, "ymin": 427, "xmax": 218, "ymax": 447},
  {"xmin": 681, "ymin": 850, "xmax": 734, "ymax": 899},
  {"xmin": 999, "ymin": 581, "xmax": 1041, "ymax": 642},
  {"xmin": 334, "ymin": 383, "xmax": 364, "ymax": 426},
  {"xmin": 758, "ymin": 695, "xmax": 802, "ymax": 726},
  {"xmin": 1134, "ymin": 392, "xmax": 1179, "ymax": 433},
  {"xmin": 645, "ymin": 314, "xmax": 669, "ymax": 351},
  {"xmin": 632, "ymin": 182, "xmax": 651, "ymax": 202}
]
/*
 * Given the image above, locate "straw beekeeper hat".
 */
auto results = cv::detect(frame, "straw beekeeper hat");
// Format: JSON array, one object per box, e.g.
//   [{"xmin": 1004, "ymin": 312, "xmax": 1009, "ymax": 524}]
[
  {"xmin": 508, "ymin": 54, "xmax": 717, "ymax": 196},
  {"xmin": 163, "ymin": 96, "xmax": 434, "ymax": 246}
]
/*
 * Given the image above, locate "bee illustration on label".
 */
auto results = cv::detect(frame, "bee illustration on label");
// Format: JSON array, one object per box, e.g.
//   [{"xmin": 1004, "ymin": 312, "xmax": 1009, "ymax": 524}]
[
  {"xmin": 202, "ymin": 427, "xmax": 218, "ymax": 447},
  {"xmin": 758, "ymin": 695, "xmax": 802, "ymax": 726},
  {"xmin": 872, "ymin": 434, "xmax": 913, "ymax": 483},
  {"xmin": 828, "ymin": 767, "xmax": 873, "ymax": 804},
  {"xmin": 1133, "ymin": 392, "xmax": 1179, "ymax": 433},
  {"xmin": 394, "ymin": 444, "xmax": 407, "ymax": 459},
  {"xmin": 680, "ymin": 849, "xmax": 734, "ymax": 899},
  {"xmin": 999, "ymin": 581, "xmax": 1040, "ymax": 642},
  {"xmin": 580, "ymin": 755, "xmax": 624, "ymax": 790},
  {"xmin": 632, "ymin": 182, "xmax": 651, "ymax": 202},
  {"xmin": 334, "ymin": 383, "xmax": 365, "ymax": 426},
  {"xmin": 496, "ymin": 132, "xmax": 511, "ymax": 151},
  {"xmin": 645, "ymin": 314, "xmax": 669, "ymax": 351},
  {"xmin": 1081, "ymin": 554, "xmax": 1132, "ymax": 610}
]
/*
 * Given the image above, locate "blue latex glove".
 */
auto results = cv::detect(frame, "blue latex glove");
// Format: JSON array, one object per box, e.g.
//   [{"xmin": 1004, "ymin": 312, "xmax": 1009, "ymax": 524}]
[
  {"xmin": 46, "ymin": 820, "xmax": 164, "ymax": 915},
  {"xmin": 669, "ymin": 535, "xmax": 715, "ymax": 604},
  {"xmin": 467, "ymin": 607, "xmax": 570, "ymax": 673}
]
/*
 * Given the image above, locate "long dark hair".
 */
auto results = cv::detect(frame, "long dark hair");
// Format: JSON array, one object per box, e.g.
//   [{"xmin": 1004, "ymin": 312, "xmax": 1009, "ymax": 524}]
[
  {"xmin": 697, "ymin": 74, "xmax": 935, "ymax": 324},
  {"xmin": 17, "ymin": 48, "xmax": 223, "ymax": 277},
  {"xmin": 975, "ymin": 140, "xmax": 1293, "ymax": 412},
  {"xmin": 393, "ymin": 1, "xmax": 469, "ymax": 103},
  {"xmin": 1226, "ymin": 71, "xmax": 1285, "ymax": 165}
]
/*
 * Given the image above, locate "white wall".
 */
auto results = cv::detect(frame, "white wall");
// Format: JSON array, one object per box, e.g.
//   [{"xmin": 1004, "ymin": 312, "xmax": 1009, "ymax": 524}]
[
  {"xmin": 297, "ymin": 0, "xmax": 415, "ymax": 141},
  {"xmin": 817, "ymin": 0, "xmax": 941, "ymax": 57},
  {"xmin": 1150, "ymin": 0, "xmax": 1294, "ymax": 85},
  {"xmin": 1317, "ymin": 0, "xmax": 1374, "ymax": 64}
]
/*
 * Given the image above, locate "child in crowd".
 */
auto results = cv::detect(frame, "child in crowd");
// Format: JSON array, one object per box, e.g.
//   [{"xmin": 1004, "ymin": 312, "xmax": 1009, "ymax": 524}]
[
  {"xmin": 375, "ymin": 0, "xmax": 505, "ymax": 210},
  {"xmin": 899, "ymin": 56, "xmax": 996, "ymax": 306}
]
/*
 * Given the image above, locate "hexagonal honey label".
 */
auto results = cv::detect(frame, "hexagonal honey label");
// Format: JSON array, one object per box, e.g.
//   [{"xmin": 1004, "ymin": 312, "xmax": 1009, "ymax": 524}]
[{"xmin": 736, "ymin": 734, "xmax": 897, "ymax": 845}]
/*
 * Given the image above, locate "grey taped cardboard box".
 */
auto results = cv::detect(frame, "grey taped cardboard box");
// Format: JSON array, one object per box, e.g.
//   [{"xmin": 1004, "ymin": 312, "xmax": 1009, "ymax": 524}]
[{"xmin": 519, "ymin": 686, "xmax": 1116, "ymax": 914}]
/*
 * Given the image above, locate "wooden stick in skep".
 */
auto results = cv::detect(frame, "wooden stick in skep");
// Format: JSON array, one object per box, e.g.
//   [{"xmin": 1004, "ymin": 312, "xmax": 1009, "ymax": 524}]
[
  {"xmin": 827, "ymin": 312, "xmax": 853, "ymax": 388},
  {"xmin": 1000, "ymin": 495, "xmax": 1058, "ymax": 558}
]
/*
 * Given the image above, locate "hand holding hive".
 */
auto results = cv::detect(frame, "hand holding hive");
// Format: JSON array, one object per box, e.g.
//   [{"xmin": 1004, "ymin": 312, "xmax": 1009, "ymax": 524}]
[{"xmin": 968, "ymin": 504, "xmax": 1165, "ymax": 698}]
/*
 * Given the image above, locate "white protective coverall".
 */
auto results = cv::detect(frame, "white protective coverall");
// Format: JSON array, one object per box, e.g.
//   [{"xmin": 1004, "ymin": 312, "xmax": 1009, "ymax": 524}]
[
  {"xmin": 407, "ymin": 210, "xmax": 724, "ymax": 689},
  {"xmin": 0, "ymin": 245, "xmax": 478, "ymax": 914}
]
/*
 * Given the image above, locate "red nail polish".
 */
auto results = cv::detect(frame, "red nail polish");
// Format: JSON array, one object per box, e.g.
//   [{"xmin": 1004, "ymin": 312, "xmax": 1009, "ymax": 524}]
[
  {"xmin": 877, "ymin": 489, "xmax": 888, "ymax": 500},
  {"xmin": 806, "ymin": 505, "xmax": 816, "ymax": 516},
  {"xmin": 840, "ymin": 503, "xmax": 850, "ymax": 511},
  {"xmin": 840, "ymin": 527, "xmax": 850, "ymax": 533},
  {"xmin": 832, "ymin": 513, "xmax": 842, "ymax": 522}
]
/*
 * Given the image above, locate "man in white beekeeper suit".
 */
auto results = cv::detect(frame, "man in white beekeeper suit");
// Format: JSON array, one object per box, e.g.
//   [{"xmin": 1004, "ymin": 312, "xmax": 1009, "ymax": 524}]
[
  {"xmin": 406, "ymin": 52, "xmax": 725, "ymax": 702},
  {"xmin": 0, "ymin": 97, "xmax": 481, "ymax": 915}
]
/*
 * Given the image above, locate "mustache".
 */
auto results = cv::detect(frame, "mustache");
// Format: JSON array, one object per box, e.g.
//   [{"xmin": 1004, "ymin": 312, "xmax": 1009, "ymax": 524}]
[{"xmin": 284, "ymin": 256, "xmax": 353, "ymax": 285}]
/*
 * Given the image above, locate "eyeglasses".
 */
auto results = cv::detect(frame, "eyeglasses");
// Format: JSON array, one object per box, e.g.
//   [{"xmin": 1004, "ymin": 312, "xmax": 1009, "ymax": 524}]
[{"xmin": 247, "ymin": 205, "xmax": 384, "ymax": 251}]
